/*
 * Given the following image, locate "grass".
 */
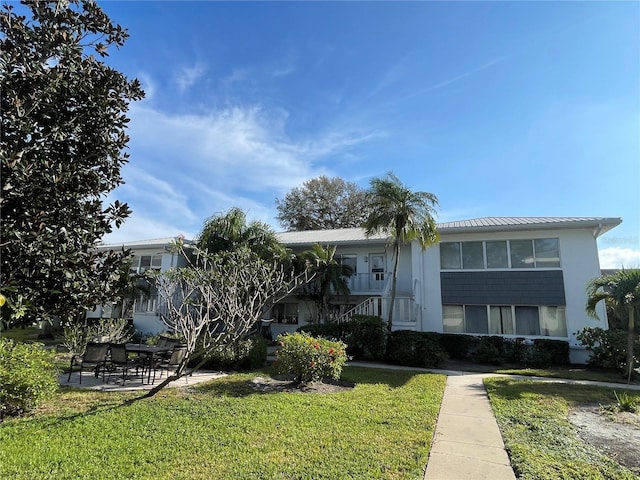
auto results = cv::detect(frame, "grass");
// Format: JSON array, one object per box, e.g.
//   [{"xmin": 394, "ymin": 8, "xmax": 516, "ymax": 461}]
[
  {"xmin": 493, "ymin": 366, "xmax": 640, "ymax": 384},
  {"xmin": 0, "ymin": 366, "xmax": 446, "ymax": 479},
  {"xmin": 484, "ymin": 377, "xmax": 640, "ymax": 479}
]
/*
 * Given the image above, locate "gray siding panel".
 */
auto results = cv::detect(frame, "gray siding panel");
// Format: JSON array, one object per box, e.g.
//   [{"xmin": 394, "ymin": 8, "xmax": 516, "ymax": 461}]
[{"xmin": 441, "ymin": 271, "xmax": 566, "ymax": 305}]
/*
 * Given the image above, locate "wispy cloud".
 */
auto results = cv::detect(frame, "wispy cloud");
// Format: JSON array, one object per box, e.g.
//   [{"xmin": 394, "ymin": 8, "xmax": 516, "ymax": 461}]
[
  {"xmin": 174, "ymin": 63, "xmax": 206, "ymax": 93},
  {"xmin": 104, "ymin": 101, "xmax": 378, "ymax": 242}
]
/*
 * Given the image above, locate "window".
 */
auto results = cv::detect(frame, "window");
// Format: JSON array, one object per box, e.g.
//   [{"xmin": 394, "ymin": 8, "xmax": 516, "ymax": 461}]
[
  {"xmin": 510, "ymin": 240, "xmax": 534, "ymax": 269},
  {"xmin": 130, "ymin": 254, "xmax": 163, "ymax": 274},
  {"xmin": 486, "ymin": 241, "xmax": 508, "ymax": 269},
  {"xmin": 534, "ymin": 239, "xmax": 560, "ymax": 268},
  {"xmin": 540, "ymin": 306, "xmax": 567, "ymax": 336},
  {"xmin": 442, "ymin": 305, "xmax": 464, "ymax": 333},
  {"xmin": 443, "ymin": 304, "xmax": 566, "ymax": 337},
  {"xmin": 337, "ymin": 254, "xmax": 357, "ymax": 275},
  {"xmin": 464, "ymin": 305, "xmax": 488, "ymax": 334},
  {"xmin": 440, "ymin": 239, "xmax": 560, "ymax": 270},
  {"xmin": 515, "ymin": 306, "xmax": 540, "ymax": 335},
  {"xmin": 489, "ymin": 306, "xmax": 514, "ymax": 334},
  {"xmin": 462, "ymin": 242, "xmax": 484, "ymax": 269},
  {"xmin": 440, "ymin": 242, "xmax": 461, "ymax": 269},
  {"xmin": 272, "ymin": 303, "xmax": 298, "ymax": 324}
]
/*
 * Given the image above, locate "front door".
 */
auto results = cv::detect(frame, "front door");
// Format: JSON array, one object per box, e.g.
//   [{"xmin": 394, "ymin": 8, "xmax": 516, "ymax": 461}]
[{"xmin": 369, "ymin": 254, "xmax": 385, "ymax": 291}]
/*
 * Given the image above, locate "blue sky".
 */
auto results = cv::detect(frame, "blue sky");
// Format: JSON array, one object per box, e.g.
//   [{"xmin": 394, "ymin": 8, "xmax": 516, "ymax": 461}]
[{"xmin": 93, "ymin": 1, "xmax": 638, "ymax": 268}]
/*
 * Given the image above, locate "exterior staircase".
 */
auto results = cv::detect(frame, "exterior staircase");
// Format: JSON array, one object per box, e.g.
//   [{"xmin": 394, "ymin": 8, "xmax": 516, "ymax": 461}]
[{"xmin": 337, "ymin": 295, "xmax": 419, "ymax": 330}]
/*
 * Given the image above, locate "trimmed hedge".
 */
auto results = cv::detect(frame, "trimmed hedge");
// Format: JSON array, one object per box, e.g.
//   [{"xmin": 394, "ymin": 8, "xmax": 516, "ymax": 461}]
[
  {"xmin": 386, "ymin": 331, "xmax": 447, "ymax": 368},
  {"xmin": 195, "ymin": 335, "xmax": 267, "ymax": 370}
]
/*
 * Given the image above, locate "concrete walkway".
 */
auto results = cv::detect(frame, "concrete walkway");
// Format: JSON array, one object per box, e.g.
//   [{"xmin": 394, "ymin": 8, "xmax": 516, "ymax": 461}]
[{"xmin": 423, "ymin": 374, "xmax": 515, "ymax": 480}]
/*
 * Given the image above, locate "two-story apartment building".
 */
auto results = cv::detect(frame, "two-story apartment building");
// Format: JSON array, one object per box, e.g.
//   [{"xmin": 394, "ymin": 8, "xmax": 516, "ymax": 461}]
[
  {"xmin": 96, "ymin": 217, "xmax": 620, "ymax": 363},
  {"xmin": 274, "ymin": 217, "xmax": 621, "ymax": 363}
]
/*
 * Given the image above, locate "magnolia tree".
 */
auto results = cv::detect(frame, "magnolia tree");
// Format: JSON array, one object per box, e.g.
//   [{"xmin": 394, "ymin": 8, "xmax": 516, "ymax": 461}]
[{"xmin": 143, "ymin": 239, "xmax": 313, "ymax": 397}]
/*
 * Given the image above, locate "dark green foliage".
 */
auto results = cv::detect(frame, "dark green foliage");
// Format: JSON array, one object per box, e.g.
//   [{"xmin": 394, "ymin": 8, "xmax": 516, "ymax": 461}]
[
  {"xmin": 0, "ymin": 339, "xmax": 58, "ymax": 418},
  {"xmin": 533, "ymin": 339, "xmax": 570, "ymax": 366},
  {"xmin": 474, "ymin": 336, "xmax": 504, "ymax": 365},
  {"xmin": 386, "ymin": 330, "xmax": 447, "ymax": 368},
  {"xmin": 195, "ymin": 336, "xmax": 268, "ymax": 370},
  {"xmin": 577, "ymin": 327, "xmax": 640, "ymax": 374},
  {"xmin": 347, "ymin": 315, "xmax": 387, "ymax": 360},
  {"xmin": 275, "ymin": 175, "xmax": 371, "ymax": 231},
  {"xmin": 297, "ymin": 322, "xmax": 344, "ymax": 339},
  {"xmin": 439, "ymin": 333, "xmax": 476, "ymax": 359},
  {"xmin": 0, "ymin": 1, "xmax": 144, "ymax": 325}
]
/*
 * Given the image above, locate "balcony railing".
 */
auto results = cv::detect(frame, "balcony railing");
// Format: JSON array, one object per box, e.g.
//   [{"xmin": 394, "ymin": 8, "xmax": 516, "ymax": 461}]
[{"xmin": 341, "ymin": 272, "xmax": 389, "ymax": 293}]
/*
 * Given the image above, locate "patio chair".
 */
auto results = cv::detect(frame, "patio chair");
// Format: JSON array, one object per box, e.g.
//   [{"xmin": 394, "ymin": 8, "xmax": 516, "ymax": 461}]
[
  {"xmin": 105, "ymin": 343, "xmax": 145, "ymax": 385},
  {"xmin": 154, "ymin": 345, "xmax": 188, "ymax": 382},
  {"xmin": 68, "ymin": 342, "xmax": 109, "ymax": 384}
]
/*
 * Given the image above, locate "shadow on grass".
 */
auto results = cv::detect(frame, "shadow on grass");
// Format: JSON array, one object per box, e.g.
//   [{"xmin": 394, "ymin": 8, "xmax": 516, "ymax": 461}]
[{"xmin": 484, "ymin": 377, "xmax": 639, "ymax": 406}]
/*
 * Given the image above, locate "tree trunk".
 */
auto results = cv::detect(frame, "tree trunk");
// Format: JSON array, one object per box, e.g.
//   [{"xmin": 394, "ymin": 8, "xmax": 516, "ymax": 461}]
[
  {"xmin": 387, "ymin": 241, "xmax": 400, "ymax": 334},
  {"xmin": 627, "ymin": 306, "xmax": 635, "ymax": 384}
]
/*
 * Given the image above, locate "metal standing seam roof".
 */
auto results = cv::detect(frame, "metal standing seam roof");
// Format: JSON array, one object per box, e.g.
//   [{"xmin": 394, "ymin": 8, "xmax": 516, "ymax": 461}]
[
  {"xmin": 95, "ymin": 217, "xmax": 622, "ymax": 250},
  {"xmin": 436, "ymin": 216, "xmax": 621, "ymax": 236}
]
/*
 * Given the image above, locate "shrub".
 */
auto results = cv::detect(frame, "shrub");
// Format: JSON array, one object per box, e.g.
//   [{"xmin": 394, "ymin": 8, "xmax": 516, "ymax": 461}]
[
  {"xmin": 386, "ymin": 330, "xmax": 447, "ymax": 368},
  {"xmin": 439, "ymin": 333, "xmax": 476, "ymax": 360},
  {"xmin": 197, "ymin": 336, "xmax": 267, "ymax": 370},
  {"xmin": 0, "ymin": 339, "xmax": 58, "ymax": 419},
  {"xmin": 577, "ymin": 327, "xmax": 639, "ymax": 374},
  {"xmin": 296, "ymin": 322, "xmax": 344, "ymax": 339},
  {"xmin": 347, "ymin": 315, "xmax": 387, "ymax": 360},
  {"xmin": 275, "ymin": 332, "xmax": 348, "ymax": 384},
  {"xmin": 473, "ymin": 336, "xmax": 504, "ymax": 365},
  {"xmin": 62, "ymin": 318, "xmax": 133, "ymax": 355},
  {"xmin": 533, "ymin": 339, "xmax": 570, "ymax": 366}
]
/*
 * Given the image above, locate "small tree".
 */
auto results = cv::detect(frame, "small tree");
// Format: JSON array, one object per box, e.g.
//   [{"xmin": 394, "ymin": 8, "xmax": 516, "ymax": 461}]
[
  {"xmin": 144, "ymin": 239, "xmax": 314, "ymax": 397},
  {"xmin": 586, "ymin": 269, "xmax": 640, "ymax": 383},
  {"xmin": 276, "ymin": 175, "xmax": 371, "ymax": 231},
  {"xmin": 301, "ymin": 244, "xmax": 353, "ymax": 323},
  {"xmin": 0, "ymin": 1, "xmax": 144, "ymax": 326}
]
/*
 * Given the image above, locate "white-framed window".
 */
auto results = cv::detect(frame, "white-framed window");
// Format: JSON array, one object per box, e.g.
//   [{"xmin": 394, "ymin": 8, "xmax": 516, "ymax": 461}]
[
  {"xmin": 130, "ymin": 254, "xmax": 163, "ymax": 274},
  {"xmin": 442, "ymin": 304, "xmax": 567, "ymax": 337},
  {"xmin": 440, "ymin": 238, "xmax": 560, "ymax": 270},
  {"xmin": 337, "ymin": 254, "xmax": 357, "ymax": 275},
  {"xmin": 135, "ymin": 293, "xmax": 158, "ymax": 313}
]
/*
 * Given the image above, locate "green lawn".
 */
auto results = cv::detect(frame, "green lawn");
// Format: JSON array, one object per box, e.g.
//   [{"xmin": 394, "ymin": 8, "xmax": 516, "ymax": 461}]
[
  {"xmin": 0, "ymin": 367, "xmax": 446, "ymax": 479},
  {"xmin": 493, "ymin": 366, "xmax": 640, "ymax": 385},
  {"xmin": 485, "ymin": 378, "xmax": 640, "ymax": 480}
]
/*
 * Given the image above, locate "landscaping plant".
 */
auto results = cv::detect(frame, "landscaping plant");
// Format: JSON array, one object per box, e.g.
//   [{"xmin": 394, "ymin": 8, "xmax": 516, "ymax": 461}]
[
  {"xmin": 0, "ymin": 339, "xmax": 58, "ymax": 419},
  {"xmin": 275, "ymin": 331, "xmax": 348, "ymax": 383}
]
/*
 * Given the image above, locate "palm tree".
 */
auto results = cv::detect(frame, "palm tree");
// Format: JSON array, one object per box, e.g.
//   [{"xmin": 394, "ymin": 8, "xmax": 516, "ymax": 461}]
[
  {"xmin": 586, "ymin": 268, "xmax": 640, "ymax": 383},
  {"xmin": 302, "ymin": 244, "xmax": 353, "ymax": 323},
  {"xmin": 364, "ymin": 172, "xmax": 439, "ymax": 333},
  {"xmin": 196, "ymin": 207, "xmax": 289, "ymax": 262}
]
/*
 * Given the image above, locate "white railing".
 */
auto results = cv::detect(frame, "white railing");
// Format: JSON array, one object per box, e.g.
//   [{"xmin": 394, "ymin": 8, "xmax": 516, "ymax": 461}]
[
  {"xmin": 338, "ymin": 272, "xmax": 390, "ymax": 293},
  {"xmin": 338, "ymin": 296, "xmax": 417, "ymax": 328}
]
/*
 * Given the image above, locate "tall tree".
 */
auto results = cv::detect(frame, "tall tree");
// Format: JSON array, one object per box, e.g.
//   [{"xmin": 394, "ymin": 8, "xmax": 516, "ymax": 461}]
[
  {"xmin": 586, "ymin": 269, "xmax": 640, "ymax": 383},
  {"xmin": 276, "ymin": 175, "xmax": 370, "ymax": 231},
  {"xmin": 364, "ymin": 172, "xmax": 439, "ymax": 333},
  {"xmin": 196, "ymin": 207, "xmax": 289, "ymax": 262},
  {"xmin": 0, "ymin": 1, "xmax": 143, "ymax": 325},
  {"xmin": 302, "ymin": 244, "xmax": 353, "ymax": 323}
]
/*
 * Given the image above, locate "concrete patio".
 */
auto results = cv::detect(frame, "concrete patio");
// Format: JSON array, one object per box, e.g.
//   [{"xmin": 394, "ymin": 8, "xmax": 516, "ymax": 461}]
[{"xmin": 59, "ymin": 369, "xmax": 227, "ymax": 392}]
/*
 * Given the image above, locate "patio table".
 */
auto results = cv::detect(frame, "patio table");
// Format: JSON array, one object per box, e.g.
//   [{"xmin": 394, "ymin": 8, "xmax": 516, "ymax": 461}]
[{"xmin": 125, "ymin": 344, "xmax": 173, "ymax": 384}]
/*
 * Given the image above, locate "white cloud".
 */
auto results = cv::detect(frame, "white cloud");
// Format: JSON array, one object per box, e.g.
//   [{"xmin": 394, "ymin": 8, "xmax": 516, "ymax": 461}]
[
  {"xmin": 174, "ymin": 64, "xmax": 206, "ymax": 93},
  {"xmin": 102, "ymin": 101, "xmax": 378, "ymax": 243},
  {"xmin": 599, "ymin": 247, "xmax": 640, "ymax": 269}
]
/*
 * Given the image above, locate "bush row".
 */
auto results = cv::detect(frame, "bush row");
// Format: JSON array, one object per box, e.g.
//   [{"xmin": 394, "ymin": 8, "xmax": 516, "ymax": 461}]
[{"xmin": 576, "ymin": 327, "xmax": 639, "ymax": 375}]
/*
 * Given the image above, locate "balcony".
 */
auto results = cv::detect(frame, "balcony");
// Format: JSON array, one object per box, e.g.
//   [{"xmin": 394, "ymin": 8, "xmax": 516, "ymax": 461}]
[{"xmin": 343, "ymin": 272, "xmax": 388, "ymax": 294}]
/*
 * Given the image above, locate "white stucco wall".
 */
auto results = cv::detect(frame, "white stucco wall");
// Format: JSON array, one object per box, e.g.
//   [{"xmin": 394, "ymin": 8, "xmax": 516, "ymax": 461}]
[{"xmin": 416, "ymin": 227, "xmax": 608, "ymax": 361}]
